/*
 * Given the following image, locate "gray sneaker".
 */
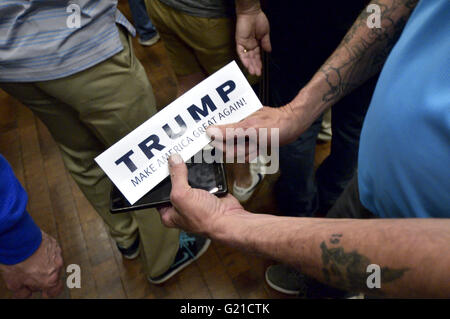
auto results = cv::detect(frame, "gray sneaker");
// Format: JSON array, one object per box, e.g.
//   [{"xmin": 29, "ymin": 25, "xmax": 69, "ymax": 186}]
[
  {"xmin": 265, "ymin": 264, "xmax": 304, "ymax": 295},
  {"xmin": 266, "ymin": 264, "xmax": 352, "ymax": 298},
  {"xmin": 138, "ymin": 32, "xmax": 160, "ymax": 47}
]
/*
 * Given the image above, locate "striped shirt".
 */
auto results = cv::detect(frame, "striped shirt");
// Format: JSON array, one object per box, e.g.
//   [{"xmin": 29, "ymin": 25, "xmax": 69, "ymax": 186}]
[{"xmin": 0, "ymin": 0, "xmax": 136, "ymax": 82}]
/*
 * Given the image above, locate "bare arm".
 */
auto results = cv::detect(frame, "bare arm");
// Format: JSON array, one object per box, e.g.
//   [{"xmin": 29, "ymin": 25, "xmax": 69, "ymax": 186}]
[
  {"xmin": 212, "ymin": 0, "xmax": 419, "ymax": 148},
  {"xmin": 213, "ymin": 214, "xmax": 450, "ymax": 298},
  {"xmin": 286, "ymin": 0, "xmax": 419, "ymax": 132},
  {"xmin": 159, "ymin": 155, "xmax": 450, "ymax": 298}
]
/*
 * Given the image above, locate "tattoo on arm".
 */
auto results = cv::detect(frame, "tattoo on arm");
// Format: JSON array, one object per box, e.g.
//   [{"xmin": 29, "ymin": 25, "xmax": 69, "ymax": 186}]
[
  {"xmin": 320, "ymin": 0, "xmax": 419, "ymax": 104},
  {"xmin": 330, "ymin": 233, "xmax": 343, "ymax": 244},
  {"xmin": 320, "ymin": 234, "xmax": 409, "ymax": 293}
]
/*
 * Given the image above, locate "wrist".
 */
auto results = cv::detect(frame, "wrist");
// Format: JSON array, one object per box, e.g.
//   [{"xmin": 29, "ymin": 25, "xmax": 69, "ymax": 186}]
[
  {"xmin": 285, "ymin": 76, "xmax": 332, "ymax": 123},
  {"xmin": 235, "ymin": 0, "xmax": 261, "ymax": 15},
  {"xmin": 207, "ymin": 209, "xmax": 250, "ymax": 243}
]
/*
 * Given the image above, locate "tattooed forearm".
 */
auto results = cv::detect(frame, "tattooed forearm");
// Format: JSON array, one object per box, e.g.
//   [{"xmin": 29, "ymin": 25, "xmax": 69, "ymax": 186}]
[
  {"xmin": 320, "ymin": 234, "xmax": 409, "ymax": 294},
  {"xmin": 320, "ymin": 0, "xmax": 418, "ymax": 103}
]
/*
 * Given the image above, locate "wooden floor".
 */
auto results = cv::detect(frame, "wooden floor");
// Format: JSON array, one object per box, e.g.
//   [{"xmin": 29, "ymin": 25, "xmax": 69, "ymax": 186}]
[{"xmin": 0, "ymin": 2, "xmax": 330, "ymax": 299}]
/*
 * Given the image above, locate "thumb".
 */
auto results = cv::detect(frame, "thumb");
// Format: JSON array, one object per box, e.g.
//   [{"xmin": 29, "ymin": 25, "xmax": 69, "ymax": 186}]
[{"xmin": 168, "ymin": 154, "xmax": 190, "ymax": 198}]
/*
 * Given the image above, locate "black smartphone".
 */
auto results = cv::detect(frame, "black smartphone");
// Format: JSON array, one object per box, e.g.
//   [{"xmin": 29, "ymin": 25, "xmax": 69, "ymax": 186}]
[{"xmin": 110, "ymin": 160, "xmax": 228, "ymax": 213}]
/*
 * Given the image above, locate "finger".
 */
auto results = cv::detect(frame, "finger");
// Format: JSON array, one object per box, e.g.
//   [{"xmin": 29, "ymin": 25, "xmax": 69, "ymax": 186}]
[
  {"xmin": 156, "ymin": 203, "xmax": 172, "ymax": 213},
  {"xmin": 42, "ymin": 280, "xmax": 64, "ymax": 299},
  {"xmin": 207, "ymin": 121, "xmax": 249, "ymax": 141},
  {"xmin": 45, "ymin": 269, "xmax": 61, "ymax": 288},
  {"xmin": 237, "ymin": 45, "xmax": 252, "ymax": 71},
  {"xmin": 250, "ymin": 49, "xmax": 262, "ymax": 76},
  {"xmin": 158, "ymin": 206, "xmax": 178, "ymax": 228},
  {"xmin": 168, "ymin": 154, "xmax": 190, "ymax": 200},
  {"xmin": 261, "ymin": 33, "xmax": 272, "ymax": 52},
  {"xmin": 12, "ymin": 286, "xmax": 32, "ymax": 299}
]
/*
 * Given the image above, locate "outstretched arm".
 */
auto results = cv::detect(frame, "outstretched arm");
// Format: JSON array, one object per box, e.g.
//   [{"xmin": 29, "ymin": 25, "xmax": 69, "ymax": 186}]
[
  {"xmin": 290, "ymin": 0, "xmax": 419, "ymax": 114},
  {"xmin": 159, "ymin": 155, "xmax": 450, "ymax": 298},
  {"xmin": 212, "ymin": 0, "xmax": 419, "ymax": 148}
]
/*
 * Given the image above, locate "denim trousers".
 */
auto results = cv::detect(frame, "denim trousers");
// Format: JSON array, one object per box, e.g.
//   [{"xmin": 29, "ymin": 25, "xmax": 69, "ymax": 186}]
[
  {"xmin": 264, "ymin": 0, "xmax": 379, "ymax": 216},
  {"xmin": 269, "ymin": 52, "xmax": 378, "ymax": 216},
  {"xmin": 128, "ymin": 0, "xmax": 157, "ymax": 40}
]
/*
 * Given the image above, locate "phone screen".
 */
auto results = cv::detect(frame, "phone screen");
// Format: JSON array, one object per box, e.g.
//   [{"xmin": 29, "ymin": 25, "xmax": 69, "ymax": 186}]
[{"xmin": 110, "ymin": 161, "xmax": 227, "ymax": 213}]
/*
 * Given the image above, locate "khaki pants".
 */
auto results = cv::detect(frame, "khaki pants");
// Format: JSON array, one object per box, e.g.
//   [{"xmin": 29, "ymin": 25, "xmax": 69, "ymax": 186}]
[
  {"xmin": 147, "ymin": 0, "xmax": 236, "ymax": 76},
  {"xmin": 0, "ymin": 27, "xmax": 179, "ymax": 278}
]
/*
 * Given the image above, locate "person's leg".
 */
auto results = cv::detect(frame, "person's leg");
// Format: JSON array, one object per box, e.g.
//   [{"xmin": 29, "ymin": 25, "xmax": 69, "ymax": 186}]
[
  {"xmin": 315, "ymin": 76, "xmax": 378, "ymax": 213},
  {"xmin": 128, "ymin": 0, "xmax": 158, "ymax": 42},
  {"xmin": 147, "ymin": 0, "xmax": 259, "ymax": 200},
  {"xmin": 274, "ymin": 122, "xmax": 322, "ymax": 216},
  {"xmin": 176, "ymin": 72, "xmax": 206, "ymax": 97},
  {"xmin": 181, "ymin": 10, "xmax": 260, "ymax": 200},
  {"xmin": 326, "ymin": 174, "xmax": 375, "ymax": 219},
  {"xmin": 318, "ymin": 109, "xmax": 332, "ymax": 142},
  {"xmin": 0, "ymin": 82, "xmax": 141, "ymax": 249},
  {"xmin": 147, "ymin": 0, "xmax": 205, "ymax": 96},
  {"xmin": 267, "ymin": 52, "xmax": 322, "ymax": 217},
  {"xmin": 1, "ymin": 27, "xmax": 180, "ymax": 278}
]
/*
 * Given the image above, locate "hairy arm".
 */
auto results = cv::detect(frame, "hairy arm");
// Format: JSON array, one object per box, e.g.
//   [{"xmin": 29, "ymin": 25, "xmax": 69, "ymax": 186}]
[
  {"xmin": 210, "ymin": 0, "xmax": 419, "ymax": 148},
  {"xmin": 161, "ymin": 156, "xmax": 450, "ymax": 298},
  {"xmin": 285, "ymin": 0, "xmax": 419, "ymax": 136},
  {"xmin": 212, "ymin": 214, "xmax": 450, "ymax": 298}
]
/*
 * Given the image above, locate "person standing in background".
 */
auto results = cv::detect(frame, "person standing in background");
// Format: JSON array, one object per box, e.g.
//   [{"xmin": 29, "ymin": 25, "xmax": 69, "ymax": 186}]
[
  {"xmin": 158, "ymin": 0, "xmax": 450, "ymax": 299},
  {"xmin": 128, "ymin": 0, "xmax": 160, "ymax": 46},
  {"xmin": 0, "ymin": 0, "xmax": 208, "ymax": 288},
  {"xmin": 233, "ymin": 0, "xmax": 380, "ymax": 295},
  {"xmin": 145, "ymin": 0, "xmax": 265, "ymax": 203}
]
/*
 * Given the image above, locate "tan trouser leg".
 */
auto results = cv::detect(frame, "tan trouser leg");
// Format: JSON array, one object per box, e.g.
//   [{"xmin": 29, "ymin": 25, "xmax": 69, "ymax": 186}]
[{"xmin": 0, "ymin": 27, "xmax": 179, "ymax": 277}]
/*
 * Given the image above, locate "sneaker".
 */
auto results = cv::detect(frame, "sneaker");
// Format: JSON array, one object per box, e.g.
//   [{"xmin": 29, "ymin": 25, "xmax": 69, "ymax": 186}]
[
  {"xmin": 117, "ymin": 235, "xmax": 140, "ymax": 260},
  {"xmin": 317, "ymin": 109, "xmax": 332, "ymax": 143},
  {"xmin": 265, "ymin": 264, "xmax": 351, "ymax": 298},
  {"xmin": 232, "ymin": 169, "xmax": 264, "ymax": 203},
  {"xmin": 148, "ymin": 232, "xmax": 211, "ymax": 284},
  {"xmin": 265, "ymin": 264, "xmax": 304, "ymax": 295},
  {"xmin": 138, "ymin": 32, "xmax": 160, "ymax": 46}
]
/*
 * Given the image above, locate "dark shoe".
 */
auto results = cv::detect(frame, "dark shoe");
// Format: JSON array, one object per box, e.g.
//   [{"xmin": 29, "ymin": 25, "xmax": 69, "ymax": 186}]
[
  {"xmin": 265, "ymin": 264, "xmax": 350, "ymax": 298},
  {"xmin": 148, "ymin": 232, "xmax": 210, "ymax": 284},
  {"xmin": 117, "ymin": 235, "xmax": 140, "ymax": 260},
  {"xmin": 265, "ymin": 264, "xmax": 304, "ymax": 295}
]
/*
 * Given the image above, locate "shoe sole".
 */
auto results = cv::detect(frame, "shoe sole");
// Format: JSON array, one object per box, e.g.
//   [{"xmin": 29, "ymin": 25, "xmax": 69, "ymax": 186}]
[
  {"xmin": 264, "ymin": 268, "xmax": 300, "ymax": 295},
  {"xmin": 122, "ymin": 248, "xmax": 141, "ymax": 260},
  {"xmin": 233, "ymin": 173, "xmax": 264, "ymax": 203},
  {"xmin": 139, "ymin": 34, "xmax": 160, "ymax": 46},
  {"xmin": 148, "ymin": 239, "xmax": 211, "ymax": 285}
]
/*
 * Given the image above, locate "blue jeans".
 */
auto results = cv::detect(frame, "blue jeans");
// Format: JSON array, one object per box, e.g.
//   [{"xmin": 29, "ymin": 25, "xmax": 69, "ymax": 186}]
[
  {"xmin": 128, "ymin": 0, "xmax": 157, "ymax": 41},
  {"xmin": 270, "ymin": 56, "xmax": 378, "ymax": 217},
  {"xmin": 266, "ymin": 2, "xmax": 378, "ymax": 217}
]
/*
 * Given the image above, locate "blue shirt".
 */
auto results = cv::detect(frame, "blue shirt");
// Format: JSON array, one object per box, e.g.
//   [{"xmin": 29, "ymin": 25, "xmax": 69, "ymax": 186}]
[
  {"xmin": 0, "ymin": 0, "xmax": 135, "ymax": 82},
  {"xmin": 0, "ymin": 155, "xmax": 42, "ymax": 265},
  {"xmin": 358, "ymin": 0, "xmax": 450, "ymax": 218}
]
